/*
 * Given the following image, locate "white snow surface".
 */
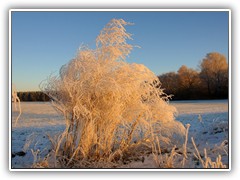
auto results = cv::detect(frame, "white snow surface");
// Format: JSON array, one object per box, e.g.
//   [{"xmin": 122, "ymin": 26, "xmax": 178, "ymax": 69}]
[{"xmin": 11, "ymin": 100, "xmax": 229, "ymax": 169}]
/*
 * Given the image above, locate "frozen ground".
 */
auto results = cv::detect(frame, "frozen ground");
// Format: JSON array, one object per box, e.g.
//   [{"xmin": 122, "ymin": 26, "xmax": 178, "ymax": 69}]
[
  {"xmin": 11, "ymin": 100, "xmax": 229, "ymax": 169},
  {"xmin": 11, "ymin": 102, "xmax": 65, "ymax": 168},
  {"xmin": 173, "ymin": 100, "xmax": 229, "ymax": 168}
]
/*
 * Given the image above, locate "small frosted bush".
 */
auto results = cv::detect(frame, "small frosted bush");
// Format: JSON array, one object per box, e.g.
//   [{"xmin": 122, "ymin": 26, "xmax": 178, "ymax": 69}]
[{"xmin": 41, "ymin": 19, "xmax": 185, "ymax": 167}]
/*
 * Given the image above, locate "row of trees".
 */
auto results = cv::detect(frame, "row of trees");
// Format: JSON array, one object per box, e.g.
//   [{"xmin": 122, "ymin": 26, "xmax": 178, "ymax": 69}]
[
  {"xmin": 16, "ymin": 91, "xmax": 50, "ymax": 101},
  {"xmin": 158, "ymin": 52, "xmax": 228, "ymax": 100},
  {"xmin": 15, "ymin": 52, "xmax": 228, "ymax": 102}
]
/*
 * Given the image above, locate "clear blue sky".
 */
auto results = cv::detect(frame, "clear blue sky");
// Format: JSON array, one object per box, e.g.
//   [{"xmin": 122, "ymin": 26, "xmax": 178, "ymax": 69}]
[{"xmin": 11, "ymin": 10, "xmax": 229, "ymax": 91}]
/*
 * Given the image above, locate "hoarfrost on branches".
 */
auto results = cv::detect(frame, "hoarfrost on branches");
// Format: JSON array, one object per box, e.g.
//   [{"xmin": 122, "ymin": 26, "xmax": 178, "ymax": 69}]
[
  {"xmin": 40, "ymin": 19, "xmax": 185, "ymax": 167},
  {"xmin": 12, "ymin": 84, "xmax": 21, "ymax": 126}
]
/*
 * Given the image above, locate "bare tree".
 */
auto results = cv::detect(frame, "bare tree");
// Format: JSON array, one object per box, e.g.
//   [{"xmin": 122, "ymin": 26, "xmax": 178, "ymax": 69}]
[
  {"xmin": 200, "ymin": 52, "xmax": 228, "ymax": 97},
  {"xmin": 158, "ymin": 72, "xmax": 178, "ymax": 96},
  {"xmin": 177, "ymin": 65, "xmax": 200, "ymax": 95}
]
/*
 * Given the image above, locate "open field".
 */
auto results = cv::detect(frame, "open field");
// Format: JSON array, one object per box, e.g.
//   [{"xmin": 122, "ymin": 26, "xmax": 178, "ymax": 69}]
[{"xmin": 11, "ymin": 100, "xmax": 229, "ymax": 169}]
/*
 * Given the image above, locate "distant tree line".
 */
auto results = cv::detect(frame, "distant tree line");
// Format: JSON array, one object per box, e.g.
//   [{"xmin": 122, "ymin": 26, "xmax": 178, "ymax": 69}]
[
  {"xmin": 15, "ymin": 52, "xmax": 228, "ymax": 102},
  {"xmin": 17, "ymin": 91, "xmax": 50, "ymax": 101},
  {"xmin": 158, "ymin": 52, "xmax": 228, "ymax": 100}
]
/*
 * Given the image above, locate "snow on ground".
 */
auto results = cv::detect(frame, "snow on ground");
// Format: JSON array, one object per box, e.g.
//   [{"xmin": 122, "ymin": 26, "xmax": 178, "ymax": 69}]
[
  {"xmin": 11, "ymin": 100, "xmax": 229, "ymax": 169},
  {"xmin": 171, "ymin": 99, "xmax": 228, "ymax": 115},
  {"xmin": 172, "ymin": 100, "xmax": 229, "ymax": 168},
  {"xmin": 11, "ymin": 102, "xmax": 65, "ymax": 168}
]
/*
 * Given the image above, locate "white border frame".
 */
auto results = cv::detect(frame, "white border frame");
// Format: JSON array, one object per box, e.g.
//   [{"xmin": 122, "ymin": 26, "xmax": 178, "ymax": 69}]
[{"xmin": 9, "ymin": 8, "xmax": 231, "ymax": 172}]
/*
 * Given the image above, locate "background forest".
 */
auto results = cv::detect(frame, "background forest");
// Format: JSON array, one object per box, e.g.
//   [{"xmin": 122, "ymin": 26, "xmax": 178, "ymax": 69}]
[{"xmin": 158, "ymin": 52, "xmax": 228, "ymax": 100}]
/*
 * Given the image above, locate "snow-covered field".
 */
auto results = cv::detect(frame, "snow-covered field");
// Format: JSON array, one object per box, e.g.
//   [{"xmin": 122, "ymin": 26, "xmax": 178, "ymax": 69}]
[
  {"xmin": 172, "ymin": 100, "xmax": 229, "ymax": 168},
  {"xmin": 11, "ymin": 100, "xmax": 229, "ymax": 169}
]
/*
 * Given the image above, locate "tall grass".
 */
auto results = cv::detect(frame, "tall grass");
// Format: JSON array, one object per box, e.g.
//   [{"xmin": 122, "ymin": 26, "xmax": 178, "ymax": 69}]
[{"xmin": 40, "ymin": 19, "xmax": 186, "ymax": 168}]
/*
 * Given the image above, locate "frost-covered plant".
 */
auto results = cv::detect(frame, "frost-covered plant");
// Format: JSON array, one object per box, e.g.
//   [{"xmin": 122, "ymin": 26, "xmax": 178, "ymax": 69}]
[
  {"xmin": 41, "ymin": 19, "xmax": 185, "ymax": 167},
  {"xmin": 191, "ymin": 137, "xmax": 227, "ymax": 168},
  {"xmin": 12, "ymin": 84, "xmax": 21, "ymax": 126}
]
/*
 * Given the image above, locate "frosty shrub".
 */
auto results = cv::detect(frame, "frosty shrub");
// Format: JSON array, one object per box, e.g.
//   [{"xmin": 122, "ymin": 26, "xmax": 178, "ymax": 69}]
[{"xmin": 41, "ymin": 19, "xmax": 185, "ymax": 167}]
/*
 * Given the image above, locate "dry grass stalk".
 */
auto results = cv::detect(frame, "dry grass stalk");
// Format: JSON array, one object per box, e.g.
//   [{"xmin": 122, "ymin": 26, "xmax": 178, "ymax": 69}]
[
  {"xmin": 12, "ymin": 84, "xmax": 22, "ymax": 126},
  {"xmin": 191, "ymin": 137, "xmax": 227, "ymax": 168},
  {"xmin": 204, "ymin": 148, "xmax": 227, "ymax": 168},
  {"xmin": 163, "ymin": 145, "xmax": 178, "ymax": 168},
  {"xmin": 212, "ymin": 140, "xmax": 228, "ymax": 156},
  {"xmin": 191, "ymin": 137, "xmax": 205, "ymax": 167},
  {"xmin": 183, "ymin": 124, "xmax": 190, "ymax": 158},
  {"xmin": 151, "ymin": 136, "xmax": 162, "ymax": 167},
  {"xmin": 182, "ymin": 124, "xmax": 190, "ymax": 167},
  {"xmin": 31, "ymin": 149, "xmax": 50, "ymax": 168}
]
